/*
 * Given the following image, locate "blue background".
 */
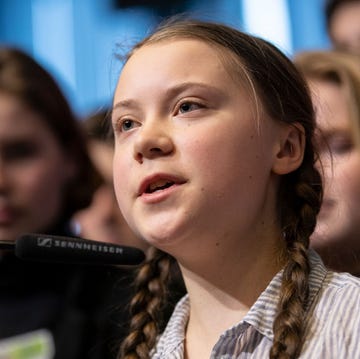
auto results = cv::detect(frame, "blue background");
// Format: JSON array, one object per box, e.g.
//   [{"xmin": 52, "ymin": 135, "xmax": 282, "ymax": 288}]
[{"xmin": 0, "ymin": 0, "xmax": 330, "ymax": 117}]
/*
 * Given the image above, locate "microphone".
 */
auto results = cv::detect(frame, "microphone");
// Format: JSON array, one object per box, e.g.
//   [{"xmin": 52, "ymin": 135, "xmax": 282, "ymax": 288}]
[{"xmin": 2, "ymin": 233, "xmax": 145, "ymax": 266}]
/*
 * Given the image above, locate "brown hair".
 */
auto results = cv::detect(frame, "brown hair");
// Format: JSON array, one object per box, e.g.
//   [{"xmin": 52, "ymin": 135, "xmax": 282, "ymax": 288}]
[
  {"xmin": 0, "ymin": 47, "xmax": 101, "ymax": 220},
  {"xmin": 83, "ymin": 108, "xmax": 114, "ymax": 144},
  {"xmin": 118, "ymin": 19, "xmax": 322, "ymax": 359},
  {"xmin": 294, "ymin": 50, "xmax": 360, "ymax": 148}
]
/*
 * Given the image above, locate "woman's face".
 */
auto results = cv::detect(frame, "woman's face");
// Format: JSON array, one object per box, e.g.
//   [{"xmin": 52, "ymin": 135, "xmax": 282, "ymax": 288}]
[
  {"xmin": 310, "ymin": 79, "xmax": 360, "ymax": 272},
  {"xmin": 112, "ymin": 39, "xmax": 293, "ymax": 261},
  {"xmin": 0, "ymin": 93, "xmax": 75, "ymax": 242},
  {"xmin": 329, "ymin": 1, "xmax": 360, "ymax": 55}
]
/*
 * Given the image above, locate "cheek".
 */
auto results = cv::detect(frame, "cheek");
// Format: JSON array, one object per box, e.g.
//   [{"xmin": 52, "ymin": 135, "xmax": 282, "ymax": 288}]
[
  {"xmin": 180, "ymin": 130, "xmax": 272, "ymax": 219},
  {"xmin": 113, "ymin": 152, "xmax": 131, "ymax": 212},
  {"xmin": 113, "ymin": 157, "xmax": 141, "ymax": 238},
  {"xmin": 17, "ymin": 165, "xmax": 56, "ymax": 193},
  {"xmin": 17, "ymin": 160, "xmax": 69, "ymax": 206},
  {"xmin": 330, "ymin": 153, "xmax": 360, "ymax": 200},
  {"xmin": 181, "ymin": 125, "xmax": 268, "ymax": 179}
]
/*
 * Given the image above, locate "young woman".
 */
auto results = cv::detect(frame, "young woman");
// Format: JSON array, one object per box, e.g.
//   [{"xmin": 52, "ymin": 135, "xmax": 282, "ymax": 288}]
[
  {"xmin": 0, "ymin": 47, "xmax": 126, "ymax": 359},
  {"xmin": 295, "ymin": 50, "xmax": 360, "ymax": 276},
  {"xmin": 111, "ymin": 20, "xmax": 360, "ymax": 358}
]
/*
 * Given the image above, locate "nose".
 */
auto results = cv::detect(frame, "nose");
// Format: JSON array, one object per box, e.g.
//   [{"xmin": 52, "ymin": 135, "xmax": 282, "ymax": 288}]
[{"xmin": 133, "ymin": 121, "xmax": 174, "ymax": 163}]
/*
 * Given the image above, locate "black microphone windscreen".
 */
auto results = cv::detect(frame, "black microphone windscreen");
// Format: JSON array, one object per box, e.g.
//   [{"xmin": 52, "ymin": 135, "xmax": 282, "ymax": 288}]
[{"xmin": 15, "ymin": 234, "xmax": 145, "ymax": 266}]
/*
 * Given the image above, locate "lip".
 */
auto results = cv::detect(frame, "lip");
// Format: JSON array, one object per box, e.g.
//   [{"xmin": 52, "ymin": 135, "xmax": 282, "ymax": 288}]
[{"xmin": 137, "ymin": 173, "xmax": 186, "ymax": 202}]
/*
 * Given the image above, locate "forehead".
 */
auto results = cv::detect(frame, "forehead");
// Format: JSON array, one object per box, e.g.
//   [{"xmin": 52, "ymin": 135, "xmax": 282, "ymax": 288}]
[
  {"xmin": 310, "ymin": 79, "xmax": 349, "ymax": 128},
  {"xmin": 0, "ymin": 93, "xmax": 51, "ymax": 139},
  {"xmin": 130, "ymin": 38, "xmax": 222, "ymax": 65},
  {"xmin": 116, "ymin": 39, "xmax": 236, "ymax": 92},
  {"xmin": 330, "ymin": 2, "xmax": 360, "ymax": 34}
]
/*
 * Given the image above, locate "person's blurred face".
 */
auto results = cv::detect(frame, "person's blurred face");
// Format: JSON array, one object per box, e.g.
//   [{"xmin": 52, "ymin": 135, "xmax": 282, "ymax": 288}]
[
  {"xmin": 329, "ymin": 1, "xmax": 360, "ymax": 55},
  {"xmin": 310, "ymin": 80, "xmax": 360, "ymax": 273},
  {"xmin": 0, "ymin": 93, "xmax": 75, "ymax": 242}
]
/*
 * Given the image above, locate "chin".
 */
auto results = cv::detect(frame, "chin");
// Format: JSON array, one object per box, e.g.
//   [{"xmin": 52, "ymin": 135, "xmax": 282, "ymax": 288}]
[
  {"xmin": 142, "ymin": 227, "xmax": 186, "ymax": 253},
  {"xmin": 145, "ymin": 232, "xmax": 175, "ymax": 247},
  {"xmin": 311, "ymin": 230, "xmax": 340, "ymax": 252},
  {"xmin": 310, "ymin": 223, "xmax": 328, "ymax": 245}
]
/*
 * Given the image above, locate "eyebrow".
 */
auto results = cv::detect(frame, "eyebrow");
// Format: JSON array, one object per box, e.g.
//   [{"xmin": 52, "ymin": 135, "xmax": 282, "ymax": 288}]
[
  {"xmin": 112, "ymin": 99, "xmax": 139, "ymax": 112},
  {"xmin": 320, "ymin": 129, "xmax": 351, "ymax": 138},
  {"xmin": 109, "ymin": 99, "xmax": 141, "ymax": 123},
  {"xmin": 163, "ymin": 82, "xmax": 224, "ymax": 98},
  {"xmin": 111, "ymin": 81, "xmax": 224, "ymax": 114}
]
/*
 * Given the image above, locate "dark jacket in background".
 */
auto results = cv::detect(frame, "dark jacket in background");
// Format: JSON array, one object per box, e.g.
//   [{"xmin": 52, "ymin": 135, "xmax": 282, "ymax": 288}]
[{"xmin": 0, "ymin": 226, "xmax": 135, "ymax": 359}]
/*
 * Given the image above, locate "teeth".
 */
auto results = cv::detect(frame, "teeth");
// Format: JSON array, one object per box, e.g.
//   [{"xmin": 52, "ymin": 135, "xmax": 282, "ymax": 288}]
[{"xmin": 148, "ymin": 180, "xmax": 173, "ymax": 193}]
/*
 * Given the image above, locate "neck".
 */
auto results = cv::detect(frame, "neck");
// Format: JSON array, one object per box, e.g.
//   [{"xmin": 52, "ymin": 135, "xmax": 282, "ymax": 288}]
[{"xmin": 179, "ymin": 234, "xmax": 286, "ymax": 359}]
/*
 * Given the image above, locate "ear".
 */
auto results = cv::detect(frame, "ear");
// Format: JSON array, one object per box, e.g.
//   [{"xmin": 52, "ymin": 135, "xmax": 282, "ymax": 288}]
[{"xmin": 272, "ymin": 123, "xmax": 305, "ymax": 175}]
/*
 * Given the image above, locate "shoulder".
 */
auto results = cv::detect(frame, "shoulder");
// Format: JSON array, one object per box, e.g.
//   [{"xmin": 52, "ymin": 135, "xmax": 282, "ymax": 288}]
[
  {"xmin": 302, "ymin": 269, "xmax": 360, "ymax": 357},
  {"xmin": 309, "ymin": 252, "xmax": 360, "ymax": 318},
  {"xmin": 308, "ymin": 271, "xmax": 360, "ymax": 348},
  {"xmin": 318, "ymin": 270, "xmax": 360, "ymax": 326},
  {"xmin": 308, "ymin": 249, "xmax": 360, "ymax": 301},
  {"xmin": 321, "ymin": 270, "xmax": 360, "ymax": 300}
]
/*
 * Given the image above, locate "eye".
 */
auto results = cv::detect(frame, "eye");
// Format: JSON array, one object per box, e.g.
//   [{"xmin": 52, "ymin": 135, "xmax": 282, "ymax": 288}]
[
  {"xmin": 327, "ymin": 135, "xmax": 354, "ymax": 156},
  {"xmin": 177, "ymin": 101, "xmax": 203, "ymax": 114},
  {"xmin": 116, "ymin": 118, "xmax": 140, "ymax": 132},
  {"xmin": 4, "ymin": 142, "xmax": 39, "ymax": 162},
  {"xmin": 122, "ymin": 119, "xmax": 135, "ymax": 131}
]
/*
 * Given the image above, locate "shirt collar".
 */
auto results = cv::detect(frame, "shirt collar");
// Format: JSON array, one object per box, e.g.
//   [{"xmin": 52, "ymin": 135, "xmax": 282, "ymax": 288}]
[
  {"xmin": 242, "ymin": 249, "xmax": 327, "ymax": 340},
  {"xmin": 155, "ymin": 295, "xmax": 190, "ymax": 356},
  {"xmin": 155, "ymin": 249, "xmax": 328, "ymax": 355}
]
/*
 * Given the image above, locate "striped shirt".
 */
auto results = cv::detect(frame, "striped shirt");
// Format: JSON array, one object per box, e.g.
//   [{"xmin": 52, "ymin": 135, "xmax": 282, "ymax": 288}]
[{"xmin": 152, "ymin": 250, "xmax": 360, "ymax": 358}]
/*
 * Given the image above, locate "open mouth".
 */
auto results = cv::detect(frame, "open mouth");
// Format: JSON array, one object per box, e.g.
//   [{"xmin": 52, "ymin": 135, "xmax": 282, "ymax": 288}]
[{"xmin": 146, "ymin": 180, "xmax": 175, "ymax": 193}]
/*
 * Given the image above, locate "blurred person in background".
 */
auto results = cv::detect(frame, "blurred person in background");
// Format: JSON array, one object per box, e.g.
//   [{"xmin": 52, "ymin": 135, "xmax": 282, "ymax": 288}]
[
  {"xmin": 72, "ymin": 110, "xmax": 147, "ymax": 250},
  {"xmin": 325, "ymin": 0, "xmax": 360, "ymax": 55},
  {"xmin": 295, "ymin": 50, "xmax": 360, "ymax": 276},
  {"xmin": 0, "ymin": 47, "xmax": 135, "ymax": 359}
]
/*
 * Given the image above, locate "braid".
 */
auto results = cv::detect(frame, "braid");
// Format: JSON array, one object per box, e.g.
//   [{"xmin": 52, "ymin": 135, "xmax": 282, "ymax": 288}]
[
  {"xmin": 119, "ymin": 246, "xmax": 172, "ymax": 359},
  {"xmin": 270, "ymin": 164, "xmax": 322, "ymax": 359}
]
